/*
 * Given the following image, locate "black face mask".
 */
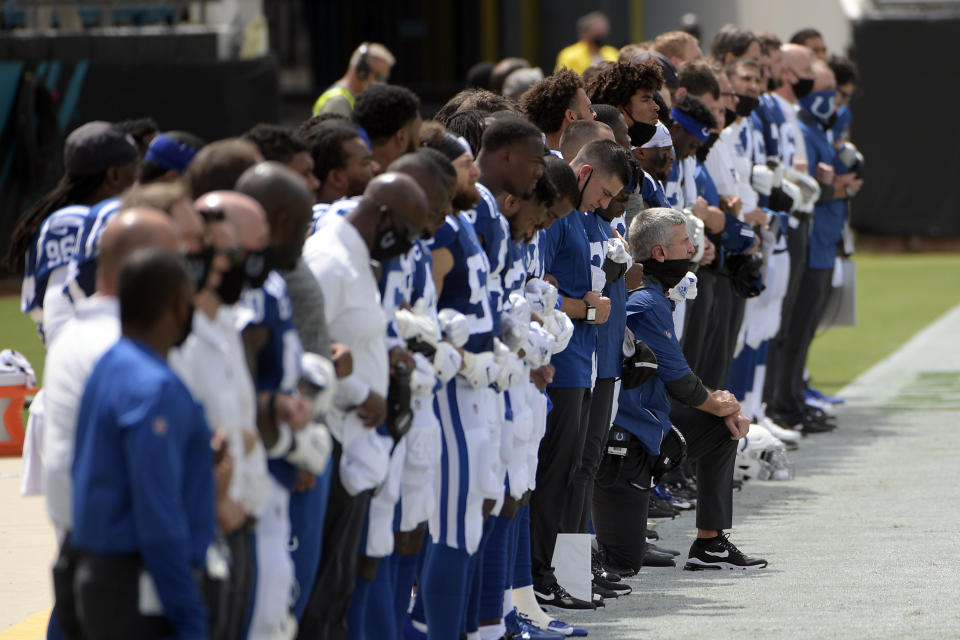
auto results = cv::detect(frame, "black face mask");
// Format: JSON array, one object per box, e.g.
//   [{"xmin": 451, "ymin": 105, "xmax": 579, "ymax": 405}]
[
  {"xmin": 244, "ymin": 246, "xmax": 275, "ymax": 288},
  {"xmin": 627, "ymin": 121, "xmax": 657, "ymax": 148},
  {"xmin": 791, "ymin": 77, "xmax": 814, "ymax": 99},
  {"xmin": 642, "ymin": 257, "xmax": 692, "ymax": 290},
  {"xmin": 370, "ymin": 225, "xmax": 415, "ymax": 263},
  {"xmin": 217, "ymin": 261, "xmax": 246, "ymax": 305},
  {"xmin": 174, "ymin": 301, "xmax": 194, "ymax": 347},
  {"xmin": 735, "ymin": 94, "xmax": 760, "ymax": 117},
  {"xmin": 590, "ymin": 36, "xmax": 606, "ymax": 48},
  {"xmin": 724, "ymin": 107, "xmax": 737, "ymax": 128},
  {"xmin": 768, "ymin": 76, "xmax": 781, "ymax": 92},
  {"xmin": 184, "ymin": 245, "xmax": 215, "ymax": 292},
  {"xmin": 695, "ymin": 132, "xmax": 719, "ymax": 163}
]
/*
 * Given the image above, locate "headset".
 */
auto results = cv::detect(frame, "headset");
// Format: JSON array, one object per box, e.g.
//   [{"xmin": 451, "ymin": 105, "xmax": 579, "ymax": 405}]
[{"xmin": 355, "ymin": 42, "xmax": 371, "ymax": 80}]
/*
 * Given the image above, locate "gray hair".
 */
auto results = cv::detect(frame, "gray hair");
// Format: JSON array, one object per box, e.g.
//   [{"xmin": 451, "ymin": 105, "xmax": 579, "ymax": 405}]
[{"xmin": 628, "ymin": 207, "xmax": 687, "ymax": 262}]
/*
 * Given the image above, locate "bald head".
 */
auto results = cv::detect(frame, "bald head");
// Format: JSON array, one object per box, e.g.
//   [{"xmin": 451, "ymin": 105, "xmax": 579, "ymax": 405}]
[
  {"xmin": 388, "ymin": 150, "xmax": 456, "ymax": 233},
  {"xmin": 811, "ymin": 60, "xmax": 835, "ymax": 92},
  {"xmin": 781, "ymin": 43, "xmax": 814, "ymax": 78},
  {"xmin": 98, "ymin": 207, "xmax": 179, "ymax": 296},
  {"xmin": 362, "ymin": 171, "xmax": 430, "ymax": 235},
  {"xmin": 235, "ymin": 161, "xmax": 313, "ymax": 269},
  {"xmin": 196, "ymin": 191, "xmax": 269, "ymax": 251}
]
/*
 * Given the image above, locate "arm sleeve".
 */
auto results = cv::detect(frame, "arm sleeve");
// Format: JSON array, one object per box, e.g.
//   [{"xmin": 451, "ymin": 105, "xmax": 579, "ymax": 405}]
[
  {"xmin": 123, "ymin": 384, "xmax": 208, "ymax": 639},
  {"xmin": 664, "ymin": 371, "xmax": 709, "ymax": 407}
]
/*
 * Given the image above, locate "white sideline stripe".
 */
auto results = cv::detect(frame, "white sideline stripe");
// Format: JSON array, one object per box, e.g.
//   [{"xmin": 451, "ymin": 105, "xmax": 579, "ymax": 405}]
[{"xmin": 836, "ymin": 303, "xmax": 960, "ymax": 407}]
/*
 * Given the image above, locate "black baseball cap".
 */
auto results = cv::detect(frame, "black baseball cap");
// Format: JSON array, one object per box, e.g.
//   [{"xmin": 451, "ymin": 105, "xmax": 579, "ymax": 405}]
[
  {"xmin": 632, "ymin": 51, "xmax": 680, "ymax": 90},
  {"xmin": 64, "ymin": 121, "xmax": 139, "ymax": 176}
]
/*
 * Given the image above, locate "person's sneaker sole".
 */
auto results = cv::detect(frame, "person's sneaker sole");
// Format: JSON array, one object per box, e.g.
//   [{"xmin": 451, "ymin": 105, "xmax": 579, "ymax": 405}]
[{"xmin": 683, "ymin": 557, "xmax": 768, "ymax": 571}]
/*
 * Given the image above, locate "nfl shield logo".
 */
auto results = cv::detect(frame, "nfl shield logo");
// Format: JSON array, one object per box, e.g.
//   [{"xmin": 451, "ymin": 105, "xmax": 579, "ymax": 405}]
[
  {"xmin": 152, "ymin": 417, "xmax": 168, "ymax": 436},
  {"xmin": 473, "ymin": 404, "xmax": 480, "ymax": 414},
  {"xmin": 665, "ymin": 330, "xmax": 672, "ymax": 339}
]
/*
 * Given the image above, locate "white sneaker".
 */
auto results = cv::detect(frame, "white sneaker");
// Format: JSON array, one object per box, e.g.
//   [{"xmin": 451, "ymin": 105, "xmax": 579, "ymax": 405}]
[{"xmin": 758, "ymin": 415, "xmax": 801, "ymax": 443}]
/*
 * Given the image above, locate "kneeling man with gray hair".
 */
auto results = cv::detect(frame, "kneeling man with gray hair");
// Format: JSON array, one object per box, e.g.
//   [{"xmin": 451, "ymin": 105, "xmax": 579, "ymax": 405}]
[{"xmin": 592, "ymin": 207, "xmax": 768, "ymax": 574}]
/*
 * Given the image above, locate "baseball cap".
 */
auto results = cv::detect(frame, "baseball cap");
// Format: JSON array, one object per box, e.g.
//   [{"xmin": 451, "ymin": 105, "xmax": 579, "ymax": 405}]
[
  {"xmin": 632, "ymin": 51, "xmax": 679, "ymax": 90},
  {"xmin": 64, "ymin": 121, "xmax": 139, "ymax": 176},
  {"xmin": 641, "ymin": 122, "xmax": 673, "ymax": 149}
]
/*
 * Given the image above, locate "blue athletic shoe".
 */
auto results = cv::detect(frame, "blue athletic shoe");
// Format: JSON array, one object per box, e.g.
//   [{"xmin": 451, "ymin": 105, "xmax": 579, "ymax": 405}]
[
  {"xmin": 546, "ymin": 619, "xmax": 589, "ymax": 637},
  {"xmin": 806, "ymin": 386, "xmax": 844, "ymax": 405},
  {"xmin": 504, "ymin": 609, "xmax": 566, "ymax": 639}
]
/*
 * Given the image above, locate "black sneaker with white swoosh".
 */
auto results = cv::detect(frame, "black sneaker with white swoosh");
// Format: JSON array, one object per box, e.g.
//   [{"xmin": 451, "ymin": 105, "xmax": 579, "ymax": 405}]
[
  {"xmin": 683, "ymin": 532, "xmax": 768, "ymax": 571},
  {"xmin": 534, "ymin": 582, "xmax": 596, "ymax": 610}
]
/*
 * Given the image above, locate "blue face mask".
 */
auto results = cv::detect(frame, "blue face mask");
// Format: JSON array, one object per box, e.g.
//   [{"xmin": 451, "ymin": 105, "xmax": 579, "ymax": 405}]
[{"xmin": 799, "ymin": 89, "xmax": 837, "ymax": 124}]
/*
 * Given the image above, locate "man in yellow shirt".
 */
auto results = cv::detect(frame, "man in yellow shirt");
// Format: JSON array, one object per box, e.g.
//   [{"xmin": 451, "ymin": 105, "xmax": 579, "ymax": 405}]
[
  {"xmin": 313, "ymin": 42, "xmax": 396, "ymax": 117},
  {"xmin": 555, "ymin": 12, "xmax": 619, "ymax": 74}
]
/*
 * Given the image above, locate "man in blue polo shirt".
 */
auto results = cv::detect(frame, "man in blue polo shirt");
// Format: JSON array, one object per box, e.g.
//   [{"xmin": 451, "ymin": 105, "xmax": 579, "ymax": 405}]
[
  {"xmin": 592, "ymin": 208, "xmax": 768, "ymax": 575},
  {"xmin": 532, "ymin": 138, "xmax": 631, "ymax": 609},
  {"xmin": 70, "ymin": 247, "xmax": 216, "ymax": 639},
  {"xmin": 773, "ymin": 60, "xmax": 862, "ymax": 429}
]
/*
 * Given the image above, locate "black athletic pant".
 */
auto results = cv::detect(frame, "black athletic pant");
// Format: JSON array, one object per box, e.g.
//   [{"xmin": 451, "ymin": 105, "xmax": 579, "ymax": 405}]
[
  {"xmin": 529, "ymin": 386, "xmax": 591, "ymax": 590},
  {"xmin": 696, "ymin": 274, "xmax": 745, "ymax": 390},
  {"xmin": 571, "ymin": 377, "xmax": 616, "ymax": 533},
  {"xmin": 593, "ymin": 405, "xmax": 737, "ymax": 572},
  {"xmin": 297, "ymin": 443, "xmax": 372, "ymax": 640},
  {"xmin": 765, "ymin": 218, "xmax": 810, "ymax": 406},
  {"xmin": 773, "ymin": 266, "xmax": 834, "ymax": 421},
  {"xmin": 681, "ymin": 267, "xmax": 717, "ymax": 375}
]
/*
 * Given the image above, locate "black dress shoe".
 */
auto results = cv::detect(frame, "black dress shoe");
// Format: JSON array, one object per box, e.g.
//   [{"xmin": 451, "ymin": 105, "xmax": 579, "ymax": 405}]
[
  {"xmin": 648, "ymin": 543, "xmax": 680, "ymax": 557},
  {"xmin": 643, "ymin": 548, "xmax": 677, "ymax": 567}
]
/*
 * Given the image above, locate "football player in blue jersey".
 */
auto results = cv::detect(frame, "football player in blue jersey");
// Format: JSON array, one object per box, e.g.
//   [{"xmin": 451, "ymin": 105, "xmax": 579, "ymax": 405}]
[
  {"xmin": 354, "ymin": 84, "xmax": 423, "ymax": 171},
  {"xmin": 64, "ymin": 131, "xmax": 203, "ymax": 309},
  {"xmin": 519, "ymin": 68, "xmax": 596, "ymax": 153},
  {"xmin": 6, "ymin": 121, "xmax": 138, "ymax": 344},
  {"xmin": 345, "ymin": 150, "xmax": 456, "ymax": 640},
  {"xmin": 298, "ymin": 118, "xmax": 377, "ymax": 205}
]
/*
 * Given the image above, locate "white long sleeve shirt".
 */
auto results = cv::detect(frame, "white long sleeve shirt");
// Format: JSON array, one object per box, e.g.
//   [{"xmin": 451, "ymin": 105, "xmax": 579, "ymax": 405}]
[
  {"xmin": 42, "ymin": 295, "xmax": 120, "ymax": 532},
  {"xmin": 169, "ymin": 306, "xmax": 271, "ymax": 517}
]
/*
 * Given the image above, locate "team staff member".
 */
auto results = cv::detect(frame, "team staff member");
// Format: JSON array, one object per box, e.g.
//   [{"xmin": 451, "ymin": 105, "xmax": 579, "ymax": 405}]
[
  {"xmin": 593, "ymin": 208, "xmax": 766, "ymax": 574},
  {"xmin": 533, "ymin": 139, "xmax": 630, "ymax": 610},
  {"xmin": 302, "ymin": 172, "xmax": 430, "ymax": 640},
  {"xmin": 313, "ymin": 42, "xmax": 396, "ymax": 117},
  {"xmin": 69, "ymin": 247, "xmax": 216, "ymax": 639}
]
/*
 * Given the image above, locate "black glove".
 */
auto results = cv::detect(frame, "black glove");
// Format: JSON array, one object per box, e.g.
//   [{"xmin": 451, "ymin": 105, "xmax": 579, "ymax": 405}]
[
  {"xmin": 386, "ymin": 361, "xmax": 413, "ymax": 442},
  {"xmin": 725, "ymin": 253, "xmax": 765, "ymax": 298},
  {"xmin": 621, "ymin": 338, "xmax": 658, "ymax": 389}
]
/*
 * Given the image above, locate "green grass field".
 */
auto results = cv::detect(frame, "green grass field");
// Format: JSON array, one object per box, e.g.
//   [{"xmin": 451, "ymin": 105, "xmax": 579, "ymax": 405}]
[{"xmin": 1, "ymin": 252, "xmax": 959, "ymax": 399}]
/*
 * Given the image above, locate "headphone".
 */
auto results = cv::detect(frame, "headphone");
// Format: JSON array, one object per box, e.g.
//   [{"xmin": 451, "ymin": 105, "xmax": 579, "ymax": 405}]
[{"xmin": 355, "ymin": 42, "xmax": 371, "ymax": 80}]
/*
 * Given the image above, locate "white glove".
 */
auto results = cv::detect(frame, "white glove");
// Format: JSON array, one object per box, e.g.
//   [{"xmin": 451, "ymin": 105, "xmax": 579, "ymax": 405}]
[
  {"xmin": 523, "ymin": 321, "xmax": 555, "ymax": 368},
  {"xmin": 837, "ymin": 142, "xmax": 863, "ymax": 170},
  {"xmin": 459, "ymin": 350, "xmax": 500, "ymax": 389},
  {"xmin": 606, "ymin": 238, "xmax": 632, "ymax": 273},
  {"xmin": 437, "ymin": 308, "xmax": 470, "ymax": 348},
  {"xmin": 667, "ymin": 271, "xmax": 699, "ymax": 303},
  {"xmin": 394, "ymin": 307, "xmax": 441, "ymax": 348},
  {"xmin": 493, "ymin": 339, "xmax": 525, "ymax": 391},
  {"xmin": 432, "ymin": 342, "xmax": 462, "ymax": 383},
  {"xmin": 409, "ymin": 352, "xmax": 438, "ymax": 396},
  {"xmin": 779, "ymin": 179, "xmax": 802, "ymax": 211},
  {"xmin": 285, "ymin": 422, "xmax": 332, "ymax": 475},
  {"xmin": 524, "ymin": 278, "xmax": 559, "ymax": 317},
  {"xmin": 501, "ymin": 292, "xmax": 532, "ymax": 352},
  {"xmin": 751, "ymin": 164, "xmax": 774, "ymax": 197},
  {"xmin": 541, "ymin": 311, "xmax": 574, "ymax": 353},
  {"xmin": 300, "ymin": 352, "xmax": 337, "ymax": 419},
  {"xmin": 783, "ymin": 167, "xmax": 821, "ymax": 212}
]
